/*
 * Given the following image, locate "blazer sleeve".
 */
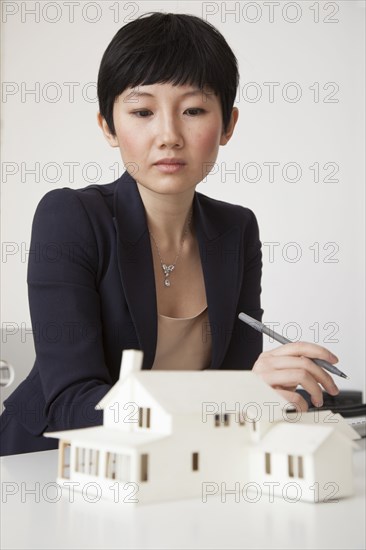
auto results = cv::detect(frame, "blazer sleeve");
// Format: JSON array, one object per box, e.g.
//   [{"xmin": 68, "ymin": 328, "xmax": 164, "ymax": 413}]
[
  {"xmin": 223, "ymin": 207, "xmax": 263, "ymax": 370},
  {"xmin": 24, "ymin": 188, "xmax": 112, "ymax": 431},
  {"xmin": 241, "ymin": 208, "xmax": 263, "ymax": 313}
]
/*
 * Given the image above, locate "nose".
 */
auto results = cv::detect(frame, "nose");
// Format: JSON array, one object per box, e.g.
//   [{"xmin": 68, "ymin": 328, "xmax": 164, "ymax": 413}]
[{"xmin": 155, "ymin": 112, "xmax": 183, "ymax": 148}]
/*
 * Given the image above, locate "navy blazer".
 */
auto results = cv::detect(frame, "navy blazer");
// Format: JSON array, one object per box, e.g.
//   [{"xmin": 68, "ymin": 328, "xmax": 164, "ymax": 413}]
[{"xmin": 0, "ymin": 170, "xmax": 263, "ymax": 455}]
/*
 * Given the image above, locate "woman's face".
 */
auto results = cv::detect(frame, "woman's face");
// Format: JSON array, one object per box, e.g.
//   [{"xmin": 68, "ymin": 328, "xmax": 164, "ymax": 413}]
[{"xmin": 98, "ymin": 82, "xmax": 239, "ymax": 196}]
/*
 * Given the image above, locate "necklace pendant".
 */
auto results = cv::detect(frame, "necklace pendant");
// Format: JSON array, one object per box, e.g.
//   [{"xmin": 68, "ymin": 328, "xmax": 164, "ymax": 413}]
[
  {"xmin": 162, "ymin": 264, "xmax": 174, "ymax": 287},
  {"xmin": 162, "ymin": 264, "xmax": 175, "ymax": 276}
]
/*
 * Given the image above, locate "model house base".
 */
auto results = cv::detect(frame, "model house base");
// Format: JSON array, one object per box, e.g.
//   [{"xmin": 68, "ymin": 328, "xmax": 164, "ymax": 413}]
[{"xmin": 45, "ymin": 350, "xmax": 360, "ymax": 505}]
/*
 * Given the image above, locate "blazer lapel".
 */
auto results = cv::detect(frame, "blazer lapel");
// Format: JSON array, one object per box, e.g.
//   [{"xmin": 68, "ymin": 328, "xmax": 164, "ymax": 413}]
[
  {"xmin": 113, "ymin": 171, "xmax": 243, "ymax": 371},
  {"xmin": 113, "ymin": 171, "xmax": 158, "ymax": 370},
  {"xmin": 193, "ymin": 192, "xmax": 244, "ymax": 370}
]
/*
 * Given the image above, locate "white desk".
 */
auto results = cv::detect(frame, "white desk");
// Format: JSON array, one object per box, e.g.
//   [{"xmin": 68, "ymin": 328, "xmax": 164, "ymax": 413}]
[{"xmin": 1, "ymin": 440, "xmax": 365, "ymax": 550}]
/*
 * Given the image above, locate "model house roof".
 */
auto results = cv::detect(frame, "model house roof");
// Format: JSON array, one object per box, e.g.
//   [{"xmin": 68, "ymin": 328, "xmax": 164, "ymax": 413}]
[
  {"xmin": 44, "ymin": 426, "xmax": 168, "ymax": 449},
  {"xmin": 97, "ymin": 370, "xmax": 289, "ymax": 420},
  {"xmin": 256, "ymin": 422, "xmax": 358, "ymax": 454},
  {"xmin": 286, "ymin": 409, "xmax": 361, "ymax": 440}
]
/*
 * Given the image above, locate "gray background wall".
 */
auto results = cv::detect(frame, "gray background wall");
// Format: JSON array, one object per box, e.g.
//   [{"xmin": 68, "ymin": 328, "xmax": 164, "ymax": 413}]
[{"xmin": 1, "ymin": 1, "xmax": 365, "ymax": 399}]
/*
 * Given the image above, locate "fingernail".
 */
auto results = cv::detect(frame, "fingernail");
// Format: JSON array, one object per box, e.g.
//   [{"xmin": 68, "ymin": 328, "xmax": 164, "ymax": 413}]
[{"xmin": 315, "ymin": 401, "xmax": 323, "ymax": 408}]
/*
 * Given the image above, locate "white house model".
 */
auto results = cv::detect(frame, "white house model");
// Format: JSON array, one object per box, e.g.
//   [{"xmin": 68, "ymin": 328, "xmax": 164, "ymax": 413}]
[{"xmin": 45, "ymin": 350, "xmax": 360, "ymax": 505}]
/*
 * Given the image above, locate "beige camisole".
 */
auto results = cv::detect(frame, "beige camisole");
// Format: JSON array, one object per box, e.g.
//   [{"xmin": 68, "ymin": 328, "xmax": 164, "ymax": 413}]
[{"xmin": 151, "ymin": 305, "xmax": 212, "ymax": 370}]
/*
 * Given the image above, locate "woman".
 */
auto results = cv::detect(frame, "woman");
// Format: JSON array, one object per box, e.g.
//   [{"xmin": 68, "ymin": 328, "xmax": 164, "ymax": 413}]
[{"xmin": 0, "ymin": 12, "xmax": 340, "ymax": 456}]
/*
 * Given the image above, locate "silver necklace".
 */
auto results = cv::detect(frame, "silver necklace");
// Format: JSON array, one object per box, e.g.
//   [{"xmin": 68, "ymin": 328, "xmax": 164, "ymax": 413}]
[{"xmin": 149, "ymin": 208, "xmax": 193, "ymax": 287}]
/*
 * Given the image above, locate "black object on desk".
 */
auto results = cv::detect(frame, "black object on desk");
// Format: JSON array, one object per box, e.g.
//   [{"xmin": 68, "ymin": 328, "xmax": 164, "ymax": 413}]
[
  {"xmin": 296, "ymin": 389, "xmax": 366, "ymax": 438},
  {"xmin": 296, "ymin": 389, "xmax": 363, "ymax": 408}
]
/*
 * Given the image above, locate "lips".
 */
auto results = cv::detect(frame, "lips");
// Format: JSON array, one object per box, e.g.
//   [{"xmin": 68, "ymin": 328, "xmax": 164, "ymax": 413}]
[
  {"xmin": 153, "ymin": 162, "xmax": 186, "ymax": 173},
  {"xmin": 154, "ymin": 158, "xmax": 186, "ymax": 165}
]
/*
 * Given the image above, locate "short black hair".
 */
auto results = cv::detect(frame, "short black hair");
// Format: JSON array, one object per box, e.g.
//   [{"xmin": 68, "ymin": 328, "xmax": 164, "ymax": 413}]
[{"xmin": 97, "ymin": 12, "xmax": 239, "ymax": 136}]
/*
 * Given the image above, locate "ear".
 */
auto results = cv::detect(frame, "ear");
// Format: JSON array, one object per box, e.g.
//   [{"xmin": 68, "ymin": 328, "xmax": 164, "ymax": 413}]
[
  {"xmin": 97, "ymin": 112, "xmax": 119, "ymax": 147},
  {"xmin": 220, "ymin": 107, "xmax": 239, "ymax": 146}
]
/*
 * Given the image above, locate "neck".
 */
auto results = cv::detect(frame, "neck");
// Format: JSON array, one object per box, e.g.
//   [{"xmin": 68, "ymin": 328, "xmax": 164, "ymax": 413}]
[{"xmin": 136, "ymin": 182, "xmax": 195, "ymax": 248}]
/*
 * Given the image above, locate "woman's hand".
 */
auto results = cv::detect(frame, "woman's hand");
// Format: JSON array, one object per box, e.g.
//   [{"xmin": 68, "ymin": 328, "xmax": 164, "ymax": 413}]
[{"xmin": 252, "ymin": 341, "xmax": 340, "ymax": 412}]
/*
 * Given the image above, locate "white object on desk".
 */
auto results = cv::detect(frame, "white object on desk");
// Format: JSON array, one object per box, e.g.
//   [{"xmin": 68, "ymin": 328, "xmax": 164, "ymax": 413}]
[
  {"xmin": 1, "ymin": 442, "xmax": 365, "ymax": 550},
  {"xmin": 44, "ymin": 350, "xmax": 360, "ymax": 506},
  {"xmin": 0, "ymin": 359, "xmax": 15, "ymax": 388},
  {"xmin": 347, "ymin": 416, "xmax": 366, "ymax": 438}
]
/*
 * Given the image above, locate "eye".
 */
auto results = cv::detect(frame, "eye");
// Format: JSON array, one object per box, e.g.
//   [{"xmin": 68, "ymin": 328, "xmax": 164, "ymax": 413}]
[
  {"xmin": 130, "ymin": 108, "xmax": 206, "ymax": 118},
  {"xmin": 131, "ymin": 110, "xmax": 152, "ymax": 117},
  {"xmin": 185, "ymin": 108, "xmax": 205, "ymax": 116}
]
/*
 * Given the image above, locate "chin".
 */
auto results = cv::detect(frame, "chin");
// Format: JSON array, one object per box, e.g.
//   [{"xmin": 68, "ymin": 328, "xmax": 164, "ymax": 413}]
[
  {"xmin": 153, "ymin": 183, "xmax": 193, "ymax": 195},
  {"xmin": 140, "ymin": 176, "xmax": 195, "ymax": 195}
]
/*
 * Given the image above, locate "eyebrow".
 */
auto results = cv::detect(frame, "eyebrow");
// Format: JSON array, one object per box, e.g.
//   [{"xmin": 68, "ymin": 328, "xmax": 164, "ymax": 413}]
[{"xmin": 124, "ymin": 89, "xmax": 213, "ymax": 101}]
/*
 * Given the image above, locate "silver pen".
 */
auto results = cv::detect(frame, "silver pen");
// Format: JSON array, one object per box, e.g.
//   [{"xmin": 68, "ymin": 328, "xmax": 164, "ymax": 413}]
[{"xmin": 238, "ymin": 312, "xmax": 349, "ymax": 379}]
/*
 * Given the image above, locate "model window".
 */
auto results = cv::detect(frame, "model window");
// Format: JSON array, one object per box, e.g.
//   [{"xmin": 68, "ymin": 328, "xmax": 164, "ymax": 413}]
[
  {"xmin": 265, "ymin": 452, "xmax": 271, "ymax": 474},
  {"xmin": 288, "ymin": 455, "xmax": 304, "ymax": 479},
  {"xmin": 59, "ymin": 441, "xmax": 71, "ymax": 479},
  {"xmin": 140, "ymin": 453, "xmax": 149, "ymax": 482},
  {"xmin": 75, "ymin": 447, "xmax": 99, "ymax": 475},
  {"xmin": 214, "ymin": 413, "xmax": 230, "ymax": 427},
  {"xmin": 238, "ymin": 414, "xmax": 246, "ymax": 426},
  {"xmin": 138, "ymin": 407, "xmax": 151, "ymax": 428},
  {"xmin": 192, "ymin": 452, "xmax": 199, "ymax": 471},
  {"xmin": 106, "ymin": 452, "xmax": 131, "ymax": 481}
]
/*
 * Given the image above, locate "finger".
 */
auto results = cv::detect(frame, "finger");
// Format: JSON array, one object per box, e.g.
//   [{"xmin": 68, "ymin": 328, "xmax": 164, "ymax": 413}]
[
  {"xmin": 273, "ymin": 389, "xmax": 309, "ymax": 413},
  {"xmin": 272, "ymin": 383, "xmax": 297, "ymax": 393},
  {"xmin": 264, "ymin": 341, "xmax": 338, "ymax": 364},
  {"xmin": 257, "ymin": 368, "xmax": 325, "ymax": 407},
  {"xmin": 253, "ymin": 354, "xmax": 339, "ymax": 396}
]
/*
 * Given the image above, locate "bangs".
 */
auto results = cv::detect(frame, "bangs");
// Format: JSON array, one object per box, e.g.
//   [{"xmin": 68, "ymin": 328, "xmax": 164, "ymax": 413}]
[{"xmin": 98, "ymin": 12, "xmax": 239, "ymax": 135}]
